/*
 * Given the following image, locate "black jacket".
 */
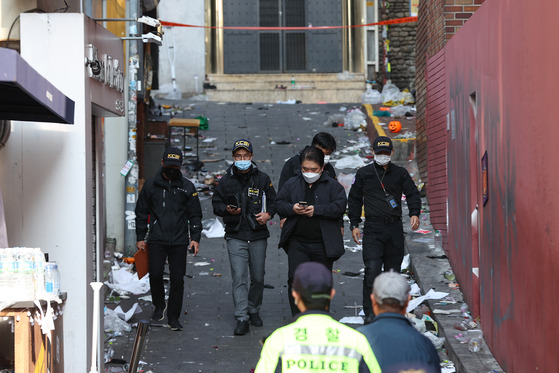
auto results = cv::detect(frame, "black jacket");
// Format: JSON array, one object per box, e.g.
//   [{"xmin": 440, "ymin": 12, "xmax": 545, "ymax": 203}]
[
  {"xmin": 278, "ymin": 153, "xmax": 337, "ymax": 193},
  {"xmin": 212, "ymin": 163, "xmax": 277, "ymax": 241},
  {"xmin": 276, "ymin": 173, "xmax": 347, "ymax": 260},
  {"xmin": 135, "ymin": 168, "xmax": 203, "ymax": 244},
  {"xmin": 347, "ymin": 162, "xmax": 421, "ymax": 229}
]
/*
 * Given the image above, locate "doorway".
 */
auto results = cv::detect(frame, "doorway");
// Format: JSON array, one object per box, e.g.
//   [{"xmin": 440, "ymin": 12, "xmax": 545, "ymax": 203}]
[{"xmin": 223, "ymin": 0, "xmax": 342, "ymax": 73}]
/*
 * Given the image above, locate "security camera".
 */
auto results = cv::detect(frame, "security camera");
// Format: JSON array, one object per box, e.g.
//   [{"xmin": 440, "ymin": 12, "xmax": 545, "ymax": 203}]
[
  {"xmin": 88, "ymin": 60, "xmax": 101, "ymax": 76},
  {"xmin": 85, "ymin": 44, "xmax": 102, "ymax": 76},
  {"xmin": 137, "ymin": 16, "xmax": 161, "ymax": 28}
]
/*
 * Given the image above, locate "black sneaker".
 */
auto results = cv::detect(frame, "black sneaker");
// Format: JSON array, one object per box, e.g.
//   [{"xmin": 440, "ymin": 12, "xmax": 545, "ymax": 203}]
[
  {"xmin": 249, "ymin": 313, "xmax": 263, "ymax": 327},
  {"xmin": 151, "ymin": 304, "xmax": 167, "ymax": 321},
  {"xmin": 168, "ymin": 319, "xmax": 183, "ymax": 331},
  {"xmin": 363, "ymin": 314, "xmax": 375, "ymax": 325},
  {"xmin": 234, "ymin": 320, "xmax": 250, "ymax": 336}
]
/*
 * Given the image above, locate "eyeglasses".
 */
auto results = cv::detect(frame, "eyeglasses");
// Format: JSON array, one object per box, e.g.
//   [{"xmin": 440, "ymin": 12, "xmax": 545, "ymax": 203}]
[{"xmin": 233, "ymin": 154, "xmax": 252, "ymax": 160}]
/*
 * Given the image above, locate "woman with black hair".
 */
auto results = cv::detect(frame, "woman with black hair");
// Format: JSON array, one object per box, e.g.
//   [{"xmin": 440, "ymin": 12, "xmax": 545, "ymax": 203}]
[{"xmin": 276, "ymin": 146, "xmax": 347, "ymax": 316}]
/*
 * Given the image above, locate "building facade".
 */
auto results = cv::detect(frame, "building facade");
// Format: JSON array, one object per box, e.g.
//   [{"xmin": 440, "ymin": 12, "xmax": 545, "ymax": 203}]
[{"xmin": 419, "ymin": 0, "xmax": 559, "ymax": 371}]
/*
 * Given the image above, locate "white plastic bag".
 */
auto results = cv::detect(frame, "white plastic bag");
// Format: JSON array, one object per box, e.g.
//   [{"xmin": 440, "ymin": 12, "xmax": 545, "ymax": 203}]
[
  {"xmin": 343, "ymin": 109, "xmax": 367, "ymax": 130},
  {"xmin": 202, "ymin": 218, "xmax": 225, "ymax": 238},
  {"xmin": 381, "ymin": 83, "xmax": 403, "ymax": 105},
  {"xmin": 104, "ymin": 307, "xmax": 131, "ymax": 333},
  {"xmin": 334, "ymin": 155, "xmax": 366, "ymax": 169},
  {"xmin": 361, "ymin": 87, "xmax": 382, "ymax": 105}
]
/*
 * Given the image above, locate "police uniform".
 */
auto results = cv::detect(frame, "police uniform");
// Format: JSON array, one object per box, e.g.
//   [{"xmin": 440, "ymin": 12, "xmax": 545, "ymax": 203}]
[
  {"xmin": 347, "ymin": 137, "xmax": 421, "ymax": 318},
  {"xmin": 255, "ymin": 311, "xmax": 381, "ymax": 373}
]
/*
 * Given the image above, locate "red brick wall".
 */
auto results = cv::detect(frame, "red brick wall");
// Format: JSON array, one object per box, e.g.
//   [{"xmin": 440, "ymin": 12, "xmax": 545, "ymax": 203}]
[
  {"xmin": 415, "ymin": 0, "xmax": 485, "ymax": 185},
  {"xmin": 425, "ymin": 49, "xmax": 447, "ymax": 240}
]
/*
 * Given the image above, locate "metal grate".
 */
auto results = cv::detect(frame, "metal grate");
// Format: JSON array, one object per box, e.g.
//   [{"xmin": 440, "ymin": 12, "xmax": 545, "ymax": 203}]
[
  {"xmin": 285, "ymin": 0, "xmax": 305, "ymax": 27},
  {"xmin": 285, "ymin": 33, "xmax": 306, "ymax": 71},
  {"xmin": 259, "ymin": 0, "xmax": 279, "ymax": 27},
  {"xmin": 260, "ymin": 33, "xmax": 281, "ymax": 71}
]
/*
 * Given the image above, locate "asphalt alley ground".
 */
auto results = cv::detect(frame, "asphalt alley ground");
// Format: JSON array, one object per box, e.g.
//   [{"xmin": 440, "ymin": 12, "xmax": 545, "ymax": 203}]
[{"xmin": 104, "ymin": 100, "xmax": 504, "ymax": 373}]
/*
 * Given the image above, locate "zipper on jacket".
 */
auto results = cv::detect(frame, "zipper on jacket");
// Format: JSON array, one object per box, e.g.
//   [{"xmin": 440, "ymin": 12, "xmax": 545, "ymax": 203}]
[{"xmin": 163, "ymin": 189, "xmax": 166, "ymax": 207}]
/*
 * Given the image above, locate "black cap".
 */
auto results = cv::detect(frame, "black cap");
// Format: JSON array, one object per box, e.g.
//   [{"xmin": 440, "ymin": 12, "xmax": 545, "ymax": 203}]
[
  {"xmin": 292, "ymin": 262, "xmax": 333, "ymax": 299},
  {"xmin": 372, "ymin": 136, "xmax": 393, "ymax": 153},
  {"xmin": 162, "ymin": 147, "xmax": 183, "ymax": 167},
  {"xmin": 232, "ymin": 139, "xmax": 253, "ymax": 153}
]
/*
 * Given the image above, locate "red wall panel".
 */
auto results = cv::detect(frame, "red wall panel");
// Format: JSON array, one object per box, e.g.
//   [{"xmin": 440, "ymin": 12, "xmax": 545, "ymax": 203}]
[{"xmin": 443, "ymin": 0, "xmax": 559, "ymax": 371}]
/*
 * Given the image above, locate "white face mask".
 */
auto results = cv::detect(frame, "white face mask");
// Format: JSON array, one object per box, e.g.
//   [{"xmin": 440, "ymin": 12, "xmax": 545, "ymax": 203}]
[
  {"xmin": 323, "ymin": 155, "xmax": 331, "ymax": 164},
  {"xmin": 302, "ymin": 172, "xmax": 321, "ymax": 184},
  {"xmin": 374, "ymin": 154, "xmax": 391, "ymax": 166}
]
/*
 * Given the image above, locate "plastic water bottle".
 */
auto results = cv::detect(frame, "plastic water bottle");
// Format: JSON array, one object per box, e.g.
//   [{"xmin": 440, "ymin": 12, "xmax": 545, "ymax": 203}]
[
  {"xmin": 467, "ymin": 330, "xmax": 483, "ymax": 352},
  {"xmin": 1, "ymin": 248, "xmax": 16, "ymax": 300},
  {"xmin": 33, "ymin": 248, "xmax": 46, "ymax": 298},
  {"xmin": 45, "ymin": 262, "xmax": 61, "ymax": 297},
  {"xmin": 434, "ymin": 230, "xmax": 443, "ymax": 255},
  {"xmin": 291, "ymin": 75, "xmax": 295, "ymax": 87},
  {"xmin": 0, "ymin": 249, "xmax": 8, "ymax": 297},
  {"xmin": 14, "ymin": 247, "xmax": 35, "ymax": 300}
]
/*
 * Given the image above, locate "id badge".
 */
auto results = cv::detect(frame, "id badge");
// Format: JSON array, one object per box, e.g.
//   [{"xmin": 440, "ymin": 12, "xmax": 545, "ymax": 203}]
[{"xmin": 385, "ymin": 193, "xmax": 398, "ymax": 210}]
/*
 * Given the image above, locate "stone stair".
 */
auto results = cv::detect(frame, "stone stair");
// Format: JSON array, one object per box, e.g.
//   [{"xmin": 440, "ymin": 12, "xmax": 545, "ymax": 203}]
[{"xmin": 205, "ymin": 73, "xmax": 366, "ymax": 103}]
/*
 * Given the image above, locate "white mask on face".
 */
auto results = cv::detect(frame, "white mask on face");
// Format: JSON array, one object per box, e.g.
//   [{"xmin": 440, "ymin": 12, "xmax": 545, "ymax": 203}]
[
  {"xmin": 374, "ymin": 154, "xmax": 391, "ymax": 166},
  {"xmin": 302, "ymin": 172, "xmax": 321, "ymax": 184},
  {"xmin": 323, "ymin": 155, "xmax": 331, "ymax": 164}
]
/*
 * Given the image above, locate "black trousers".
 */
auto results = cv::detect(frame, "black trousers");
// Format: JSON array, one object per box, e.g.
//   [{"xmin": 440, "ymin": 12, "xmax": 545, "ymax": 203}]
[
  {"xmin": 148, "ymin": 243, "xmax": 188, "ymax": 321},
  {"xmin": 287, "ymin": 240, "xmax": 334, "ymax": 316},
  {"xmin": 362, "ymin": 220, "xmax": 405, "ymax": 317}
]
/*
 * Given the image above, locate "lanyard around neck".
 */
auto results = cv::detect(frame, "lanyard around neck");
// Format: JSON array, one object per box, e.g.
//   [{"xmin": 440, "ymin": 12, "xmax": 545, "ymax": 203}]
[{"xmin": 373, "ymin": 164, "xmax": 388, "ymax": 192}]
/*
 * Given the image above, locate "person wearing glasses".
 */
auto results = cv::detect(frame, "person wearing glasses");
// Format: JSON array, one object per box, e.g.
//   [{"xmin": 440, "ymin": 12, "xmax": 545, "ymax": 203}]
[{"xmin": 212, "ymin": 139, "xmax": 277, "ymax": 335}]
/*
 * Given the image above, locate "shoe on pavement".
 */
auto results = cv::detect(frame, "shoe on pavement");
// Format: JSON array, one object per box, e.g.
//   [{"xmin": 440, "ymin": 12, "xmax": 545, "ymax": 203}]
[
  {"xmin": 168, "ymin": 319, "xmax": 183, "ymax": 331},
  {"xmin": 234, "ymin": 320, "xmax": 250, "ymax": 335},
  {"xmin": 249, "ymin": 313, "xmax": 263, "ymax": 327},
  {"xmin": 363, "ymin": 314, "xmax": 375, "ymax": 325},
  {"xmin": 151, "ymin": 304, "xmax": 167, "ymax": 321}
]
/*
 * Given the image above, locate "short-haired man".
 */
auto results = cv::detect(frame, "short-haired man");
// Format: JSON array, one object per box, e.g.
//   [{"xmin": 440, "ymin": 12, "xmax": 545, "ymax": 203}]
[
  {"xmin": 348, "ymin": 136, "xmax": 421, "ymax": 324},
  {"xmin": 135, "ymin": 147, "xmax": 202, "ymax": 331},
  {"xmin": 255, "ymin": 262, "xmax": 381, "ymax": 373},
  {"xmin": 358, "ymin": 271, "xmax": 441, "ymax": 373},
  {"xmin": 212, "ymin": 139, "xmax": 277, "ymax": 335},
  {"xmin": 278, "ymin": 131, "xmax": 338, "ymax": 192}
]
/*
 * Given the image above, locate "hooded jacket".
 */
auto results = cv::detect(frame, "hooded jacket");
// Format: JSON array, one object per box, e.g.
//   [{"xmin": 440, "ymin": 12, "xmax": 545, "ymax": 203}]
[
  {"xmin": 135, "ymin": 168, "xmax": 202, "ymax": 244},
  {"xmin": 276, "ymin": 172, "xmax": 347, "ymax": 260},
  {"xmin": 212, "ymin": 163, "xmax": 277, "ymax": 241}
]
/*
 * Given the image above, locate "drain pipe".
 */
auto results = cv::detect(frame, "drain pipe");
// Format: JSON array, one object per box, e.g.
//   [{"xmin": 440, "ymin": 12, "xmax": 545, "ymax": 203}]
[{"xmin": 165, "ymin": 26, "xmax": 181, "ymax": 99}]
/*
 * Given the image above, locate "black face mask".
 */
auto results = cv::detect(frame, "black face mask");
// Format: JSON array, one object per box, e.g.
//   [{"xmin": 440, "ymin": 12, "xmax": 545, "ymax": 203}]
[{"xmin": 163, "ymin": 167, "xmax": 182, "ymax": 180}]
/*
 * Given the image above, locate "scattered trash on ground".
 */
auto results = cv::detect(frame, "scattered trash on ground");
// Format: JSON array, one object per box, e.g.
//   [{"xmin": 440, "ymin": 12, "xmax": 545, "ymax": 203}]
[
  {"xmin": 333, "ymin": 154, "xmax": 366, "ymax": 169},
  {"xmin": 202, "ymin": 218, "xmax": 225, "ymax": 238}
]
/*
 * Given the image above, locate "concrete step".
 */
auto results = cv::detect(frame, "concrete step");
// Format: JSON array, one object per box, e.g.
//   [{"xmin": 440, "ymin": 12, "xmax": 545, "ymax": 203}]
[{"xmin": 205, "ymin": 73, "xmax": 366, "ymax": 103}]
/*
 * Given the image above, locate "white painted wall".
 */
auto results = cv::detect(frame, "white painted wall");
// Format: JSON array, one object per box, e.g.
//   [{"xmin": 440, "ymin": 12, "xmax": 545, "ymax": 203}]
[
  {"xmin": 104, "ymin": 117, "xmax": 127, "ymax": 252},
  {"xmin": 0, "ymin": 13, "xmax": 124, "ymax": 372},
  {"xmin": 156, "ymin": 0, "xmax": 205, "ymax": 94}
]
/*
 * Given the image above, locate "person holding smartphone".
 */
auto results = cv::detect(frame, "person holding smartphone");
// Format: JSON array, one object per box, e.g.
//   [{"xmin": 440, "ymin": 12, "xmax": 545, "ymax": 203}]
[
  {"xmin": 212, "ymin": 139, "xmax": 277, "ymax": 335},
  {"xmin": 276, "ymin": 146, "xmax": 347, "ymax": 316}
]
